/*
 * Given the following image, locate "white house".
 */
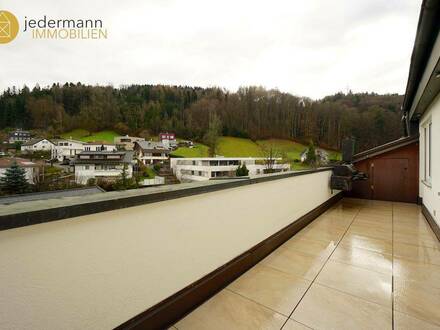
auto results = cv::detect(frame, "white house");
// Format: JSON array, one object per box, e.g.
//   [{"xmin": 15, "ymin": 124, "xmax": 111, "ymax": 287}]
[
  {"xmin": 0, "ymin": 157, "xmax": 39, "ymax": 184},
  {"xmin": 170, "ymin": 157, "xmax": 290, "ymax": 182},
  {"xmin": 159, "ymin": 132, "xmax": 177, "ymax": 150},
  {"xmin": 401, "ymin": 3, "xmax": 440, "ymax": 230},
  {"xmin": 51, "ymin": 139, "xmax": 85, "ymax": 162},
  {"xmin": 21, "ymin": 138, "xmax": 55, "ymax": 153},
  {"xmin": 114, "ymin": 135, "xmax": 145, "ymax": 151},
  {"xmin": 134, "ymin": 141, "xmax": 170, "ymax": 165},
  {"xmin": 73, "ymin": 151, "xmax": 134, "ymax": 185},
  {"xmin": 83, "ymin": 142, "xmax": 117, "ymax": 152}
]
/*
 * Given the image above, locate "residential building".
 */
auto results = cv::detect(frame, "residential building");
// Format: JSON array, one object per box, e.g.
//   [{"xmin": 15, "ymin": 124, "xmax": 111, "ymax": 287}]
[
  {"xmin": 51, "ymin": 139, "xmax": 85, "ymax": 162},
  {"xmin": 400, "ymin": 3, "xmax": 440, "ymax": 228},
  {"xmin": 20, "ymin": 138, "xmax": 55, "ymax": 153},
  {"xmin": 0, "ymin": 157, "xmax": 39, "ymax": 184},
  {"xmin": 134, "ymin": 141, "xmax": 170, "ymax": 165},
  {"xmin": 114, "ymin": 135, "xmax": 145, "ymax": 151},
  {"xmin": 83, "ymin": 142, "xmax": 117, "ymax": 152},
  {"xmin": 8, "ymin": 129, "xmax": 31, "ymax": 143},
  {"xmin": 170, "ymin": 157, "xmax": 290, "ymax": 182},
  {"xmin": 73, "ymin": 151, "xmax": 134, "ymax": 185},
  {"xmin": 159, "ymin": 132, "xmax": 177, "ymax": 149}
]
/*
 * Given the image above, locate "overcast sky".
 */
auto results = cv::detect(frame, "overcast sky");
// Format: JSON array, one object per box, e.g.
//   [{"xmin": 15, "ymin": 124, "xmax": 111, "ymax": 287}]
[{"xmin": 1, "ymin": 0, "xmax": 421, "ymax": 99}]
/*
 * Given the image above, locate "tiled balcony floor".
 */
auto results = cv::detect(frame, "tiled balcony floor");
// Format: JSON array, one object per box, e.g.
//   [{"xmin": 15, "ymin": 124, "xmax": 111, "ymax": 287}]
[{"xmin": 172, "ymin": 198, "xmax": 440, "ymax": 330}]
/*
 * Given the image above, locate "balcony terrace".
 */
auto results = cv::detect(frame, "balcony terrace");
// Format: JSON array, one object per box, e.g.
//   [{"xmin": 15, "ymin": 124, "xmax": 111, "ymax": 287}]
[
  {"xmin": 173, "ymin": 198, "xmax": 440, "ymax": 330},
  {"xmin": 0, "ymin": 169, "xmax": 438, "ymax": 329}
]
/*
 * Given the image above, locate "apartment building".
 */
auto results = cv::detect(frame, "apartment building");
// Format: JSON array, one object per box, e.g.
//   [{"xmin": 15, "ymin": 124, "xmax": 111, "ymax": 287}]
[
  {"xmin": 170, "ymin": 157, "xmax": 290, "ymax": 182},
  {"xmin": 73, "ymin": 151, "xmax": 134, "ymax": 185}
]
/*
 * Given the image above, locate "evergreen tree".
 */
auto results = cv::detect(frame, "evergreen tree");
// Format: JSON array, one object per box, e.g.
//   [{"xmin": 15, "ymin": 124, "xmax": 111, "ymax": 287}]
[
  {"xmin": 306, "ymin": 141, "xmax": 317, "ymax": 167},
  {"xmin": 0, "ymin": 162, "xmax": 30, "ymax": 194},
  {"xmin": 236, "ymin": 164, "xmax": 249, "ymax": 177}
]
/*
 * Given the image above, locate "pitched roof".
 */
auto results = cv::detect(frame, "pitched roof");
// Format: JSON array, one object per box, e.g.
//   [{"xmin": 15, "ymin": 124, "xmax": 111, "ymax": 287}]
[
  {"xmin": 0, "ymin": 157, "xmax": 38, "ymax": 168},
  {"xmin": 353, "ymin": 135, "xmax": 419, "ymax": 162},
  {"xmin": 21, "ymin": 138, "xmax": 55, "ymax": 146}
]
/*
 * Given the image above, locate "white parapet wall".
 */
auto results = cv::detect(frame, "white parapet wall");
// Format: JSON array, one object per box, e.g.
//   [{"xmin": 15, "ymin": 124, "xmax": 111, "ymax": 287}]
[{"xmin": 0, "ymin": 170, "xmax": 338, "ymax": 329}]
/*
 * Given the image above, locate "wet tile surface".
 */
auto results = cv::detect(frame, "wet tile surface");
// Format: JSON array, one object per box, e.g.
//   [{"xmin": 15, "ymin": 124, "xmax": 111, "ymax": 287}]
[{"xmin": 173, "ymin": 199, "xmax": 440, "ymax": 329}]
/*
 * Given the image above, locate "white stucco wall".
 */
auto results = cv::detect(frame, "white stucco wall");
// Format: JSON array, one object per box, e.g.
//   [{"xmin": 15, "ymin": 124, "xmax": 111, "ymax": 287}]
[
  {"xmin": 0, "ymin": 170, "xmax": 337, "ymax": 329},
  {"xmin": 21, "ymin": 139, "xmax": 55, "ymax": 152},
  {"xmin": 420, "ymin": 92, "xmax": 440, "ymax": 226}
]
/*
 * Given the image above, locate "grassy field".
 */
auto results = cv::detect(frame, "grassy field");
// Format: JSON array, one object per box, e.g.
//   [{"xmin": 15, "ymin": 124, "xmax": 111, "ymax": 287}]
[
  {"xmin": 256, "ymin": 139, "xmax": 307, "ymax": 161},
  {"xmin": 61, "ymin": 129, "xmax": 119, "ymax": 143},
  {"xmin": 216, "ymin": 137, "xmax": 263, "ymax": 157},
  {"xmin": 171, "ymin": 143, "xmax": 210, "ymax": 158}
]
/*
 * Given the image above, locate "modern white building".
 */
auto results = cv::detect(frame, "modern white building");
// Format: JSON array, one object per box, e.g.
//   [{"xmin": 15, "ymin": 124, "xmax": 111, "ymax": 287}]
[
  {"xmin": 51, "ymin": 139, "xmax": 85, "ymax": 162},
  {"xmin": 134, "ymin": 141, "xmax": 170, "ymax": 165},
  {"xmin": 401, "ymin": 4, "xmax": 440, "ymax": 230},
  {"xmin": 73, "ymin": 151, "xmax": 134, "ymax": 185},
  {"xmin": 0, "ymin": 157, "xmax": 39, "ymax": 184},
  {"xmin": 170, "ymin": 157, "xmax": 290, "ymax": 182},
  {"xmin": 21, "ymin": 138, "xmax": 55, "ymax": 153},
  {"xmin": 83, "ymin": 142, "xmax": 117, "ymax": 152}
]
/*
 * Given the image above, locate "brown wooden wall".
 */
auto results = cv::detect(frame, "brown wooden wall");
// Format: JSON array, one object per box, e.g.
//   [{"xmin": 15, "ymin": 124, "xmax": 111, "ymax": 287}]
[{"xmin": 347, "ymin": 142, "xmax": 419, "ymax": 203}]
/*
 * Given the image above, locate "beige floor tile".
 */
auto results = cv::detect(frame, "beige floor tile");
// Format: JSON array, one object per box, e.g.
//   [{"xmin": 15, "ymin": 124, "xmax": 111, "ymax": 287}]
[
  {"xmin": 355, "ymin": 213, "xmax": 392, "ymax": 221},
  {"xmin": 282, "ymin": 319, "xmax": 312, "ymax": 330},
  {"xmin": 348, "ymin": 223, "xmax": 392, "ymax": 241},
  {"xmin": 394, "ymin": 222, "xmax": 433, "ymax": 236},
  {"xmin": 260, "ymin": 247, "xmax": 325, "ymax": 280},
  {"xmin": 295, "ymin": 228, "xmax": 343, "ymax": 244},
  {"xmin": 175, "ymin": 290, "xmax": 286, "ymax": 330},
  {"xmin": 393, "ymin": 242, "xmax": 440, "ymax": 266},
  {"xmin": 353, "ymin": 216, "xmax": 392, "ymax": 227},
  {"xmin": 292, "ymin": 284, "xmax": 392, "ymax": 330},
  {"xmin": 300, "ymin": 225, "xmax": 344, "ymax": 236},
  {"xmin": 394, "ymin": 257, "xmax": 440, "ymax": 288},
  {"xmin": 315, "ymin": 260, "xmax": 392, "ymax": 307},
  {"xmin": 357, "ymin": 209, "xmax": 392, "ymax": 217},
  {"xmin": 307, "ymin": 218, "xmax": 351, "ymax": 232},
  {"xmin": 394, "ymin": 278, "xmax": 440, "ymax": 326},
  {"xmin": 330, "ymin": 245, "xmax": 392, "ymax": 275},
  {"xmin": 340, "ymin": 233, "xmax": 392, "ymax": 254},
  {"xmin": 394, "ymin": 311, "xmax": 440, "ymax": 330},
  {"xmin": 228, "ymin": 264, "xmax": 311, "ymax": 316},
  {"xmin": 395, "ymin": 214, "xmax": 429, "ymax": 225},
  {"xmin": 281, "ymin": 236, "xmax": 337, "ymax": 259},
  {"xmin": 394, "ymin": 231, "xmax": 440, "ymax": 249}
]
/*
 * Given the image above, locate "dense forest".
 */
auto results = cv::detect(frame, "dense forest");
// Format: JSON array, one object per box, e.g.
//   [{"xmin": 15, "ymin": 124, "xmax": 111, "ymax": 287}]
[{"xmin": 0, "ymin": 83, "xmax": 404, "ymax": 152}]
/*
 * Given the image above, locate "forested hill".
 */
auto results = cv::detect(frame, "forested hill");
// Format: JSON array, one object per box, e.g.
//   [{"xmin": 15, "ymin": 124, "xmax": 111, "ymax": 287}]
[{"xmin": 0, "ymin": 84, "xmax": 403, "ymax": 152}]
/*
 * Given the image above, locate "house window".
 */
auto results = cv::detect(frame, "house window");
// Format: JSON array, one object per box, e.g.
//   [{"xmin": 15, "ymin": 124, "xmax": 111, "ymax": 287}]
[
  {"xmin": 423, "ymin": 120, "xmax": 432, "ymax": 184},
  {"xmin": 85, "ymin": 165, "xmax": 90, "ymax": 170}
]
